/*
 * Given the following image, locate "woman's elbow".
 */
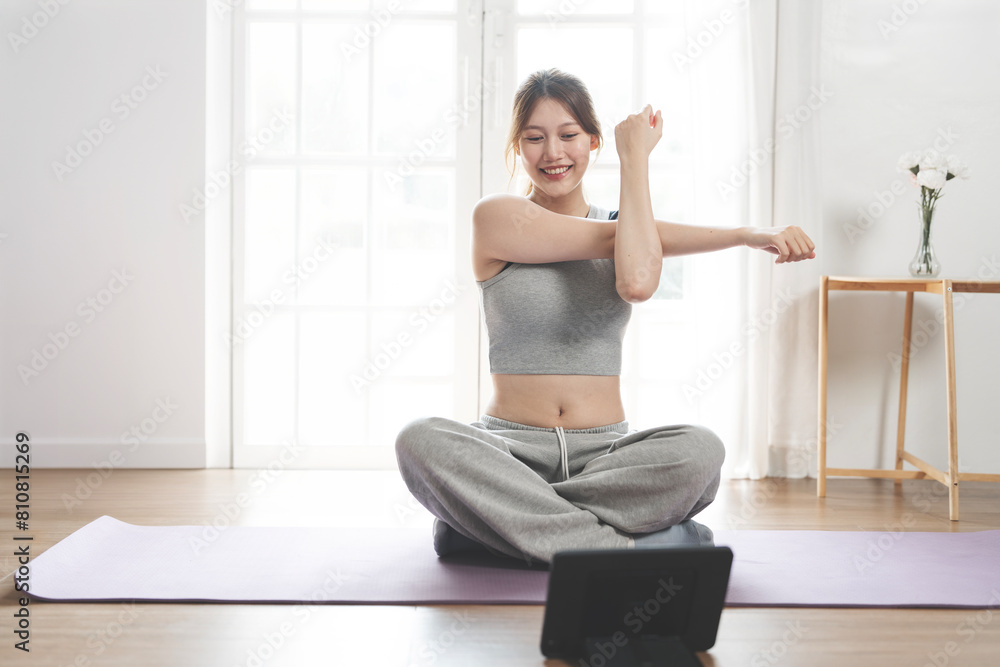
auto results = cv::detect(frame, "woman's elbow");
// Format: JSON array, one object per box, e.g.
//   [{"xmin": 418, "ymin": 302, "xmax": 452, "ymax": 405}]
[
  {"xmin": 616, "ymin": 279, "xmax": 659, "ymax": 303},
  {"xmin": 616, "ymin": 257, "xmax": 662, "ymax": 303}
]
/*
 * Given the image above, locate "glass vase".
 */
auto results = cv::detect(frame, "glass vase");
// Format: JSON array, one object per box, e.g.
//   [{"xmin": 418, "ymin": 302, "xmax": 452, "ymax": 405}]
[{"xmin": 908, "ymin": 205, "xmax": 940, "ymax": 277}]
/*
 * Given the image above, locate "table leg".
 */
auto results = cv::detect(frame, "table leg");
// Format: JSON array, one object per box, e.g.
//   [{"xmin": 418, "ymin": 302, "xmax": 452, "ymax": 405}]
[
  {"xmin": 942, "ymin": 280, "xmax": 960, "ymax": 520},
  {"xmin": 818, "ymin": 276, "xmax": 829, "ymax": 497},
  {"xmin": 895, "ymin": 292, "xmax": 914, "ymax": 485}
]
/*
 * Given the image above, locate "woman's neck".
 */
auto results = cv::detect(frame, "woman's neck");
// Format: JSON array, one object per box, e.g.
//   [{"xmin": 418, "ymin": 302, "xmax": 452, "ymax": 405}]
[{"xmin": 528, "ymin": 188, "xmax": 590, "ymax": 218}]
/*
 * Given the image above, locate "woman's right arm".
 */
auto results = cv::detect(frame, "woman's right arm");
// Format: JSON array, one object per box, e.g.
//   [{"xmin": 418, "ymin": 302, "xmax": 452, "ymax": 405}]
[{"xmin": 471, "ymin": 193, "xmax": 616, "ymax": 281}]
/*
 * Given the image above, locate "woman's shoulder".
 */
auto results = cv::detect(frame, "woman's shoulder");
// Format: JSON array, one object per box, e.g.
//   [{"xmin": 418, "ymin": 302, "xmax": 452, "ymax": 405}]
[{"xmin": 473, "ymin": 192, "xmax": 526, "ymax": 216}]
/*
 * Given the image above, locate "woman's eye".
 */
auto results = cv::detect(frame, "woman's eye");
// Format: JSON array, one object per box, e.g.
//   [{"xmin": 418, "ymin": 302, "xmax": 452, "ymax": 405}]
[
  {"xmin": 526, "ymin": 136, "xmax": 543, "ymax": 142},
  {"xmin": 562, "ymin": 133, "xmax": 578, "ymax": 139}
]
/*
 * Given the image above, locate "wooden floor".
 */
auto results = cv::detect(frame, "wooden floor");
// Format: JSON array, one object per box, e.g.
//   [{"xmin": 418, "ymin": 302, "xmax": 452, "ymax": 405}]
[{"xmin": 2, "ymin": 470, "xmax": 999, "ymax": 666}]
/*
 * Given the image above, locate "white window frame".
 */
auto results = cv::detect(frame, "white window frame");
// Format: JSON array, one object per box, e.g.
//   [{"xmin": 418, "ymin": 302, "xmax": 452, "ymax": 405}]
[{"xmin": 231, "ymin": 1, "xmax": 484, "ymax": 469}]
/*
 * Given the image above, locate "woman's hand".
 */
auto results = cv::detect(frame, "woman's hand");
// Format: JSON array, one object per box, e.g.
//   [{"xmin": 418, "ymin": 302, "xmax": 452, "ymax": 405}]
[
  {"xmin": 743, "ymin": 226, "xmax": 816, "ymax": 263},
  {"xmin": 615, "ymin": 104, "xmax": 662, "ymax": 164}
]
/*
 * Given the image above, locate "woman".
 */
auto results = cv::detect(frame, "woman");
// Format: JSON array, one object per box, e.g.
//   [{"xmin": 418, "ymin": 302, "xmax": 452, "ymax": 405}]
[{"xmin": 396, "ymin": 69, "xmax": 815, "ymax": 565}]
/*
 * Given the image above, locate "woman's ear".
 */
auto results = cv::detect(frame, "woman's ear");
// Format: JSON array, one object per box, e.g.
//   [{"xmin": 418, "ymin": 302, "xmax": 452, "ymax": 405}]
[{"xmin": 590, "ymin": 135, "xmax": 599, "ymax": 150}]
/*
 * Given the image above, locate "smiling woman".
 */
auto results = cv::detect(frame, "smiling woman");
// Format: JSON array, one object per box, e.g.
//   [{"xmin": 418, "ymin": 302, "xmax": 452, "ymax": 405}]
[
  {"xmin": 505, "ymin": 75, "xmax": 603, "ymax": 206},
  {"xmin": 395, "ymin": 68, "xmax": 816, "ymax": 565}
]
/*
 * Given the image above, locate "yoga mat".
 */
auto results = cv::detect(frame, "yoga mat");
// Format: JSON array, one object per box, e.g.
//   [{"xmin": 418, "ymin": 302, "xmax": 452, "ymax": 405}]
[{"xmin": 28, "ymin": 516, "xmax": 1000, "ymax": 608}]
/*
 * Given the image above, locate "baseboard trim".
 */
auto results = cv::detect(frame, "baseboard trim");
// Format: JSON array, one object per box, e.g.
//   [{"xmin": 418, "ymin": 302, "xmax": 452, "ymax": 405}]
[{"xmin": 0, "ymin": 439, "xmax": 205, "ymax": 468}]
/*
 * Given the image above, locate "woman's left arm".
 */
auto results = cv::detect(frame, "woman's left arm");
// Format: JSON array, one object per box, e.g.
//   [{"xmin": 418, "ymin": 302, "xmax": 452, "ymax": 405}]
[
  {"xmin": 655, "ymin": 221, "xmax": 816, "ymax": 263},
  {"xmin": 615, "ymin": 105, "xmax": 664, "ymax": 303}
]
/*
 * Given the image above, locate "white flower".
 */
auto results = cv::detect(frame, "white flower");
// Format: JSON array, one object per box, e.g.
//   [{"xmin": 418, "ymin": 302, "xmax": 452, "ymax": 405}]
[
  {"xmin": 945, "ymin": 154, "xmax": 970, "ymax": 179},
  {"xmin": 919, "ymin": 150, "xmax": 945, "ymax": 171},
  {"xmin": 916, "ymin": 167, "xmax": 947, "ymax": 190},
  {"xmin": 897, "ymin": 151, "xmax": 921, "ymax": 172}
]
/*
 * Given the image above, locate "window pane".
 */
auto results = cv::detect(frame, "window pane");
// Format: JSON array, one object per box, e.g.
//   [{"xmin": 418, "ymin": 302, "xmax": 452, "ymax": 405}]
[
  {"xmin": 370, "ymin": 169, "xmax": 454, "ymax": 306},
  {"xmin": 644, "ymin": 27, "xmax": 693, "ymax": 168},
  {"xmin": 247, "ymin": 22, "xmax": 297, "ymax": 155},
  {"xmin": 370, "ymin": 310, "xmax": 454, "ymax": 378},
  {"xmin": 652, "ymin": 261, "xmax": 684, "ymax": 300},
  {"xmin": 372, "ymin": 22, "xmax": 456, "ymax": 156},
  {"xmin": 302, "ymin": 23, "xmax": 369, "ymax": 156},
  {"xmin": 299, "ymin": 312, "xmax": 367, "ymax": 446},
  {"xmin": 244, "ymin": 167, "xmax": 296, "ymax": 305},
  {"xmin": 299, "ymin": 169, "xmax": 368, "ymax": 306},
  {"xmin": 243, "ymin": 312, "xmax": 296, "ymax": 444},
  {"xmin": 369, "ymin": 383, "xmax": 453, "ymax": 448}
]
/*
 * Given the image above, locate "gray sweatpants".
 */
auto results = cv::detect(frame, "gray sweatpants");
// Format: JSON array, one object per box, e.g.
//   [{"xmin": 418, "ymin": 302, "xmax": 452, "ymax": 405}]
[{"xmin": 395, "ymin": 414, "xmax": 725, "ymax": 564}]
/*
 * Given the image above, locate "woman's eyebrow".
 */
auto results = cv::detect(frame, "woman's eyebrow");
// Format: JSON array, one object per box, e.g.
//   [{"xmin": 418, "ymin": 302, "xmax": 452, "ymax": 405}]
[{"xmin": 523, "ymin": 122, "xmax": 581, "ymax": 131}]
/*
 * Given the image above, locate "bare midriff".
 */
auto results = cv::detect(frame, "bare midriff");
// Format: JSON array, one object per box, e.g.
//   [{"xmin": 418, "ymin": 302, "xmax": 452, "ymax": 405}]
[{"xmin": 485, "ymin": 374, "xmax": 625, "ymax": 429}]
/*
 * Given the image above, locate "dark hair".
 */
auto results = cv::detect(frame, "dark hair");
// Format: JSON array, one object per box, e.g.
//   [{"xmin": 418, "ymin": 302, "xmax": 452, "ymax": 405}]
[{"xmin": 505, "ymin": 69, "xmax": 603, "ymax": 195}]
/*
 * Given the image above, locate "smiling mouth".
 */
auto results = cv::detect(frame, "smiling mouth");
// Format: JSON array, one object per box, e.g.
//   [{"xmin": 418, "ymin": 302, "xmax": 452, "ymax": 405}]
[{"xmin": 540, "ymin": 165, "xmax": 571, "ymax": 175}]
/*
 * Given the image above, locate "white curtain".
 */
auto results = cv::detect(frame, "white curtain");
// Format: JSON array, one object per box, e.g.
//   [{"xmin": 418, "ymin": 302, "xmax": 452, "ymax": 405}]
[
  {"xmin": 765, "ymin": 1, "xmax": 827, "ymax": 478},
  {"xmin": 736, "ymin": 0, "xmax": 778, "ymax": 479},
  {"xmin": 722, "ymin": 0, "xmax": 826, "ymax": 479}
]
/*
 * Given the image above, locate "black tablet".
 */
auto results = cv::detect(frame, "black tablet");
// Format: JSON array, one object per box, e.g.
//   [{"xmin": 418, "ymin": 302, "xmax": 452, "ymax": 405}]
[{"xmin": 540, "ymin": 546, "xmax": 733, "ymax": 666}]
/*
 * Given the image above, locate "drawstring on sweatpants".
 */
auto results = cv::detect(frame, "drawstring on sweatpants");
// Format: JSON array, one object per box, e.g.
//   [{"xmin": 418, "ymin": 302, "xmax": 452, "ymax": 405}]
[{"xmin": 555, "ymin": 426, "xmax": 569, "ymax": 482}]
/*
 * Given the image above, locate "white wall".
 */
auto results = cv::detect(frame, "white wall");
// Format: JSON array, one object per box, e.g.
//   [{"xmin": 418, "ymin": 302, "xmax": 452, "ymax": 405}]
[
  {"xmin": 2, "ymin": 0, "xmax": 997, "ymax": 477},
  {"xmin": 0, "ymin": 0, "xmax": 208, "ymax": 467},
  {"xmin": 814, "ymin": 0, "xmax": 1000, "ymax": 476}
]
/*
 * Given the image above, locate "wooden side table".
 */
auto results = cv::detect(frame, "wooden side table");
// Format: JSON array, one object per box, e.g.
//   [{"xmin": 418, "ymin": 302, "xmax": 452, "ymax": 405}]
[{"xmin": 817, "ymin": 276, "xmax": 1000, "ymax": 520}]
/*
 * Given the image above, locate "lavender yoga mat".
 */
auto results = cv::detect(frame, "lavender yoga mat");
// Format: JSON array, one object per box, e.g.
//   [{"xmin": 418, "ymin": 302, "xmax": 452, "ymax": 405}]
[{"xmin": 27, "ymin": 516, "xmax": 1000, "ymax": 608}]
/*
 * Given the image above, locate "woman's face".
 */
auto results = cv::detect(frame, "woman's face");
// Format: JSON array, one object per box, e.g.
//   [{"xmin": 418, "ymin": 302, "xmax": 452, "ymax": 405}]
[{"xmin": 517, "ymin": 97, "xmax": 598, "ymax": 200}]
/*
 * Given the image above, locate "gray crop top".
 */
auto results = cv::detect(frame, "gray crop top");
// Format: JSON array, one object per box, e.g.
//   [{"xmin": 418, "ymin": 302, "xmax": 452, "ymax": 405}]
[{"xmin": 477, "ymin": 204, "xmax": 632, "ymax": 375}]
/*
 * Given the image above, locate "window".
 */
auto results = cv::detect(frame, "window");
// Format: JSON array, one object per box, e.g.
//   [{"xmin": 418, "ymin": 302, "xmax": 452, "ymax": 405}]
[
  {"xmin": 233, "ymin": 0, "xmax": 480, "ymax": 467},
  {"xmin": 233, "ymin": 0, "xmax": 747, "ymax": 466}
]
